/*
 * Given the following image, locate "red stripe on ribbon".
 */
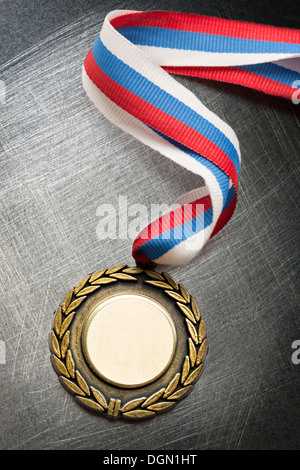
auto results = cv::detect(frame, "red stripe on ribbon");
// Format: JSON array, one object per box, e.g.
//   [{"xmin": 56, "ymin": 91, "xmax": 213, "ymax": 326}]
[
  {"xmin": 110, "ymin": 11, "xmax": 300, "ymax": 44},
  {"xmin": 132, "ymin": 250, "xmax": 153, "ymax": 265},
  {"xmin": 132, "ymin": 194, "xmax": 212, "ymax": 255},
  {"xmin": 164, "ymin": 66, "xmax": 298, "ymax": 100},
  {"xmin": 132, "ymin": 196, "xmax": 211, "ymax": 263},
  {"xmin": 210, "ymin": 193, "xmax": 237, "ymax": 239}
]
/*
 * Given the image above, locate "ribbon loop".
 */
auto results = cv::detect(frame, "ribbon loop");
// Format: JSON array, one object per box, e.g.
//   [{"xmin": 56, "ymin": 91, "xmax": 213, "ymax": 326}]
[{"xmin": 83, "ymin": 10, "xmax": 300, "ymax": 265}]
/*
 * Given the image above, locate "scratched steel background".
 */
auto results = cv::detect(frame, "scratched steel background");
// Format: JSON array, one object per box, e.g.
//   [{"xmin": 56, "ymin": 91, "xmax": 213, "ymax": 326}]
[{"xmin": 0, "ymin": 0, "xmax": 299, "ymax": 450}]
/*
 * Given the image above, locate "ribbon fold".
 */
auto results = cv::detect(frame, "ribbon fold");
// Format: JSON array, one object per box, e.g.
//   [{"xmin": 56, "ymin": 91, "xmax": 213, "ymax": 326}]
[{"xmin": 82, "ymin": 10, "xmax": 300, "ymax": 265}]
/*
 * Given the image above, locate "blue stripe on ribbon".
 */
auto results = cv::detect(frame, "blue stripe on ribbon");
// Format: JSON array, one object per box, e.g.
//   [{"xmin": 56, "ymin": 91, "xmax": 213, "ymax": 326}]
[
  {"xmin": 117, "ymin": 26, "xmax": 300, "ymax": 54},
  {"xmin": 223, "ymin": 185, "xmax": 236, "ymax": 211},
  {"xmin": 92, "ymin": 37, "xmax": 240, "ymax": 174},
  {"xmin": 237, "ymin": 62, "xmax": 300, "ymax": 86},
  {"xmin": 150, "ymin": 126, "xmax": 230, "ymax": 210},
  {"xmin": 137, "ymin": 207, "xmax": 213, "ymax": 260}
]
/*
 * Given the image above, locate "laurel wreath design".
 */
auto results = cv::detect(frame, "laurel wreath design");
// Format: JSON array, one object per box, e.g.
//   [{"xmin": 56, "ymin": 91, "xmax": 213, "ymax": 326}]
[{"xmin": 50, "ymin": 265, "xmax": 208, "ymax": 420}]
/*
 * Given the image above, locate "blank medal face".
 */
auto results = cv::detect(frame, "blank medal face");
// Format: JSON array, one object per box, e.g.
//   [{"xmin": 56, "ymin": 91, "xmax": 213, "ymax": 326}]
[
  {"xmin": 50, "ymin": 266, "xmax": 207, "ymax": 420},
  {"xmin": 82, "ymin": 294, "xmax": 177, "ymax": 388}
]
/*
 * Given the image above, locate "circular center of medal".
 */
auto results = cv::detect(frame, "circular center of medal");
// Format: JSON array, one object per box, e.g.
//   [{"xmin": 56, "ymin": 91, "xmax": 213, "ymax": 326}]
[{"xmin": 82, "ymin": 293, "xmax": 177, "ymax": 388}]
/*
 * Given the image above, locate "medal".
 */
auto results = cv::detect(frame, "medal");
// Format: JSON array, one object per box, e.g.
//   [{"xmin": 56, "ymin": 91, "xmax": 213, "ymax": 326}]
[
  {"xmin": 49, "ymin": 10, "xmax": 300, "ymax": 420},
  {"xmin": 50, "ymin": 265, "xmax": 206, "ymax": 419}
]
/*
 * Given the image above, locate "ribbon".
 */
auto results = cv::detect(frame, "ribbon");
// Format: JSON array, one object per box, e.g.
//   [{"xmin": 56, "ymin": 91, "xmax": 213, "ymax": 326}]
[{"xmin": 82, "ymin": 10, "xmax": 300, "ymax": 266}]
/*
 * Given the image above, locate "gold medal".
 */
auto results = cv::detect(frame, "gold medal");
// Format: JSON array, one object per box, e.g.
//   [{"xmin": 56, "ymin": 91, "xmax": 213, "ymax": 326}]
[{"xmin": 49, "ymin": 265, "xmax": 207, "ymax": 420}]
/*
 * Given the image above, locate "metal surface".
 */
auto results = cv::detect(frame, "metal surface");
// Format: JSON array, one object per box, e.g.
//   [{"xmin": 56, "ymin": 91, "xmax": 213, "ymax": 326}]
[
  {"xmin": 0, "ymin": 0, "xmax": 299, "ymax": 450},
  {"xmin": 49, "ymin": 266, "xmax": 205, "ymax": 420}
]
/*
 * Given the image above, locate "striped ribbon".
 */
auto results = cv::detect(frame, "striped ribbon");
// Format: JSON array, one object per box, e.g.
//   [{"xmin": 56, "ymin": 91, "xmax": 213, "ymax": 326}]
[{"xmin": 82, "ymin": 10, "xmax": 300, "ymax": 266}]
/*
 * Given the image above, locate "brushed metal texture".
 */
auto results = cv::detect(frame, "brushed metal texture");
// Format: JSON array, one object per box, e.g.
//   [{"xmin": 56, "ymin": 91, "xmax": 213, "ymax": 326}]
[{"xmin": 0, "ymin": 0, "xmax": 299, "ymax": 450}]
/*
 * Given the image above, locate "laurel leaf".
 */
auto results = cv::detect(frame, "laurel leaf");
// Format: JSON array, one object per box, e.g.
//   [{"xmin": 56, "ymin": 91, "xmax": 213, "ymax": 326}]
[
  {"xmin": 121, "ymin": 397, "xmax": 147, "ymax": 413},
  {"xmin": 186, "ymin": 319, "xmax": 198, "ymax": 344},
  {"xmin": 105, "ymin": 265, "xmax": 127, "ymax": 275},
  {"xmin": 52, "ymin": 355, "xmax": 69, "ymax": 378},
  {"xmin": 109, "ymin": 273, "xmax": 137, "ymax": 281},
  {"xmin": 191, "ymin": 297, "xmax": 200, "ymax": 322},
  {"xmin": 184, "ymin": 364, "xmax": 204, "ymax": 386},
  {"xmin": 65, "ymin": 296, "xmax": 86, "ymax": 315},
  {"xmin": 122, "ymin": 267, "xmax": 144, "ymax": 274},
  {"xmin": 198, "ymin": 320, "xmax": 206, "ymax": 344},
  {"xmin": 50, "ymin": 333, "xmax": 60, "ymax": 358},
  {"xmin": 60, "ymin": 376, "xmax": 85, "ymax": 396},
  {"xmin": 59, "ymin": 313, "xmax": 74, "ymax": 338},
  {"xmin": 177, "ymin": 303, "xmax": 196, "ymax": 323},
  {"xmin": 76, "ymin": 285, "xmax": 100, "ymax": 296},
  {"xmin": 90, "ymin": 387, "xmax": 108, "ymax": 409},
  {"xmin": 145, "ymin": 270, "xmax": 165, "ymax": 280},
  {"xmin": 123, "ymin": 410, "xmax": 155, "ymax": 419},
  {"xmin": 50, "ymin": 331, "xmax": 60, "ymax": 358},
  {"xmin": 147, "ymin": 401, "xmax": 175, "ymax": 412},
  {"xmin": 188, "ymin": 338, "xmax": 197, "ymax": 367},
  {"xmin": 76, "ymin": 371, "xmax": 90, "ymax": 396},
  {"xmin": 196, "ymin": 339, "xmax": 208, "ymax": 366},
  {"xmin": 74, "ymin": 275, "xmax": 90, "ymax": 295},
  {"xmin": 60, "ymin": 331, "xmax": 70, "ymax": 359},
  {"xmin": 76, "ymin": 396, "xmax": 104, "ymax": 412},
  {"xmin": 54, "ymin": 307, "xmax": 62, "ymax": 336},
  {"xmin": 168, "ymin": 385, "xmax": 193, "ymax": 401},
  {"xmin": 165, "ymin": 291, "xmax": 186, "ymax": 303},
  {"xmin": 61, "ymin": 289, "xmax": 73, "ymax": 313},
  {"xmin": 66, "ymin": 350, "xmax": 75, "ymax": 378},
  {"xmin": 162, "ymin": 272, "xmax": 178, "ymax": 290},
  {"xmin": 181, "ymin": 356, "xmax": 190, "ymax": 384},
  {"xmin": 144, "ymin": 280, "xmax": 173, "ymax": 290},
  {"xmin": 89, "ymin": 269, "xmax": 107, "ymax": 283},
  {"xmin": 141, "ymin": 388, "xmax": 165, "ymax": 408},
  {"xmin": 163, "ymin": 373, "xmax": 180, "ymax": 398},
  {"xmin": 179, "ymin": 284, "xmax": 190, "ymax": 303},
  {"xmin": 91, "ymin": 277, "xmax": 117, "ymax": 285}
]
